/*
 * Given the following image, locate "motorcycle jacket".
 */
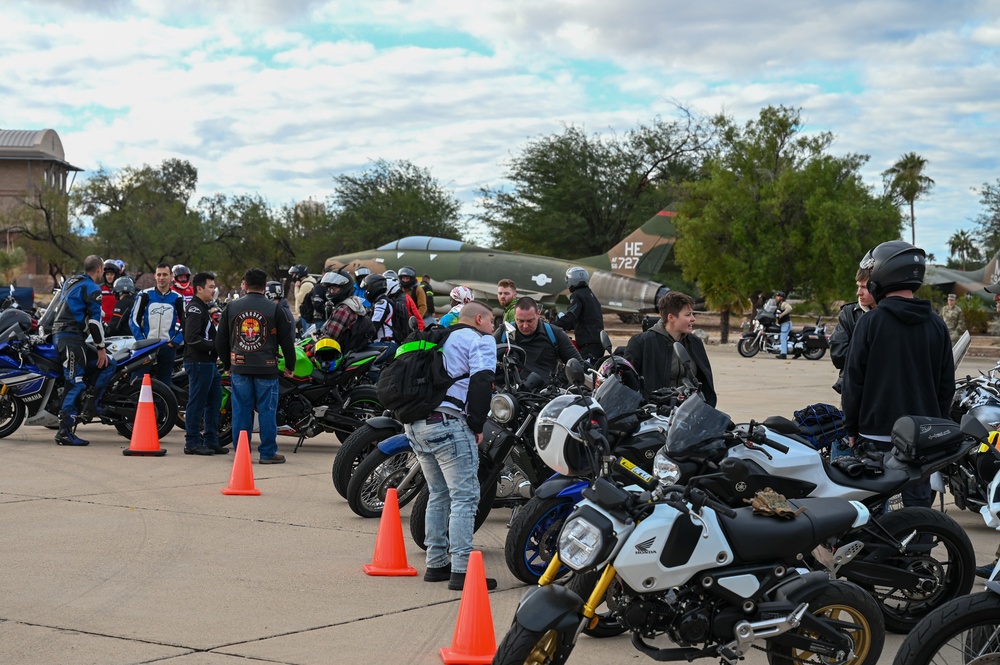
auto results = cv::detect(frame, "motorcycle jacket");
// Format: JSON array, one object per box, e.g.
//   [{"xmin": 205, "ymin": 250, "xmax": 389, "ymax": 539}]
[
  {"xmin": 438, "ymin": 324, "xmax": 496, "ymax": 435},
  {"xmin": 100, "ymin": 282, "xmax": 117, "ymax": 323},
  {"xmin": 183, "ymin": 296, "xmax": 217, "ymax": 363},
  {"xmin": 321, "ymin": 296, "xmax": 374, "ymax": 354},
  {"xmin": 216, "ymin": 292, "xmax": 297, "ymax": 378},
  {"xmin": 53, "ymin": 274, "xmax": 107, "ymax": 348},
  {"xmin": 553, "ymin": 285, "xmax": 604, "ymax": 345},
  {"xmin": 775, "ymin": 300, "xmax": 792, "ymax": 325},
  {"xmin": 130, "ymin": 287, "xmax": 184, "ymax": 344},
  {"xmin": 830, "ymin": 301, "xmax": 870, "ymax": 394}
]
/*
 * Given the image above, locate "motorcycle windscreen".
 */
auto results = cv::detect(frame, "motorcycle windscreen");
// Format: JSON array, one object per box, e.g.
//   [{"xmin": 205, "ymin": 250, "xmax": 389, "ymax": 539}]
[
  {"xmin": 664, "ymin": 393, "xmax": 733, "ymax": 457},
  {"xmin": 592, "ymin": 374, "xmax": 643, "ymax": 422}
]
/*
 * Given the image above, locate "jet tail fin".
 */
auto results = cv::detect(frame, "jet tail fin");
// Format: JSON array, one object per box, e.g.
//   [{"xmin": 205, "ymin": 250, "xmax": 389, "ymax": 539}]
[{"xmin": 581, "ymin": 210, "xmax": 677, "ymax": 279}]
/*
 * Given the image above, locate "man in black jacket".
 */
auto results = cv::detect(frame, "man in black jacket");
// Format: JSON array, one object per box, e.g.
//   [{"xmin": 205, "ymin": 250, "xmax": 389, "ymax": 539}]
[
  {"xmin": 829, "ymin": 266, "xmax": 875, "ymax": 395},
  {"xmin": 624, "ymin": 291, "xmax": 716, "ymax": 406},
  {"xmin": 217, "ymin": 268, "xmax": 297, "ymax": 464},
  {"xmin": 183, "ymin": 272, "xmax": 226, "ymax": 456},
  {"xmin": 553, "ymin": 266, "xmax": 605, "ymax": 362},
  {"xmin": 494, "ymin": 297, "xmax": 581, "ymax": 382}
]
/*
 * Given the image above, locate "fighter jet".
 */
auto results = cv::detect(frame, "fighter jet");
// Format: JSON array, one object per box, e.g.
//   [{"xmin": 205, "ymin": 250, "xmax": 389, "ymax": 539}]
[
  {"xmin": 924, "ymin": 249, "xmax": 1000, "ymax": 302},
  {"xmin": 323, "ymin": 210, "xmax": 679, "ymax": 317}
]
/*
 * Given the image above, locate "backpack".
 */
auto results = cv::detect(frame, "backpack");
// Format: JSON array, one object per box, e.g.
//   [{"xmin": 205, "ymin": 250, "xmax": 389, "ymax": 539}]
[
  {"xmin": 390, "ymin": 293, "xmax": 411, "ymax": 344},
  {"xmin": 340, "ymin": 310, "xmax": 375, "ymax": 354},
  {"xmin": 376, "ymin": 326, "xmax": 468, "ymax": 423},
  {"xmin": 793, "ymin": 403, "xmax": 847, "ymax": 450},
  {"xmin": 422, "ymin": 283, "xmax": 436, "ymax": 315}
]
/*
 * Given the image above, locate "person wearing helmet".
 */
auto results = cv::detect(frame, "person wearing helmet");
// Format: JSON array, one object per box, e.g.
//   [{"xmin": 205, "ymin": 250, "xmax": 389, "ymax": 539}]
[
  {"xmin": 405, "ymin": 300, "xmax": 497, "ymax": 591},
  {"xmin": 183, "ymin": 271, "xmax": 226, "ymax": 456},
  {"xmin": 100, "ymin": 259, "xmax": 123, "ymax": 323},
  {"xmin": 552, "ymin": 266, "xmax": 605, "ymax": 362},
  {"xmin": 363, "ymin": 273, "xmax": 400, "ymax": 346},
  {"xmin": 773, "ymin": 291, "xmax": 793, "ymax": 359},
  {"xmin": 439, "ymin": 286, "xmax": 474, "ymax": 328},
  {"xmin": 171, "ymin": 264, "xmax": 194, "ymax": 306},
  {"xmin": 842, "ymin": 241, "xmax": 954, "ymax": 509},
  {"xmin": 494, "ymin": 296, "xmax": 581, "ymax": 382},
  {"xmin": 107, "ymin": 276, "xmax": 137, "ymax": 337},
  {"xmin": 624, "ymin": 290, "xmax": 716, "ymax": 405},
  {"xmin": 350, "ymin": 266, "xmax": 372, "ymax": 309},
  {"xmin": 421, "ymin": 273, "xmax": 437, "ymax": 325},
  {"xmin": 319, "ymin": 269, "xmax": 374, "ymax": 354},
  {"xmin": 397, "ymin": 266, "xmax": 427, "ymax": 317},
  {"xmin": 265, "ymin": 280, "xmax": 294, "ymax": 323},
  {"xmin": 388, "ymin": 273, "xmax": 424, "ymax": 333},
  {"xmin": 131, "ymin": 262, "xmax": 185, "ymax": 388},
  {"xmin": 287, "ymin": 265, "xmax": 315, "ymax": 323}
]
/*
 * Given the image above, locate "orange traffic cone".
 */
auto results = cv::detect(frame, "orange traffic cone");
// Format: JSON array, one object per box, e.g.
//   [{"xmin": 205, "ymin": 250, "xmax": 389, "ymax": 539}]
[
  {"xmin": 440, "ymin": 550, "xmax": 496, "ymax": 664},
  {"xmin": 222, "ymin": 431, "xmax": 261, "ymax": 496},
  {"xmin": 123, "ymin": 374, "xmax": 167, "ymax": 457},
  {"xmin": 363, "ymin": 488, "xmax": 417, "ymax": 576}
]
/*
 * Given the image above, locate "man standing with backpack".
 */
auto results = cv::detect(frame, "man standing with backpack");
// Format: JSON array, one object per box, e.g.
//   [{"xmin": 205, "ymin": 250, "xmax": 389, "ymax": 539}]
[{"xmin": 402, "ymin": 300, "xmax": 497, "ymax": 591}]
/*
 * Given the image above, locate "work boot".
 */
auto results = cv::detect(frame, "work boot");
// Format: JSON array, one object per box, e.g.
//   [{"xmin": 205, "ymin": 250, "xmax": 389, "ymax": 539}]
[
  {"xmin": 775, "ymin": 354, "xmax": 787, "ymax": 360},
  {"xmin": 55, "ymin": 417, "xmax": 89, "ymax": 446}
]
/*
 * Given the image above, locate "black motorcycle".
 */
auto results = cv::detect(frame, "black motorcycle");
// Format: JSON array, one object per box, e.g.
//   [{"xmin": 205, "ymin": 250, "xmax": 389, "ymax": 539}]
[{"xmin": 738, "ymin": 309, "xmax": 828, "ymax": 360}]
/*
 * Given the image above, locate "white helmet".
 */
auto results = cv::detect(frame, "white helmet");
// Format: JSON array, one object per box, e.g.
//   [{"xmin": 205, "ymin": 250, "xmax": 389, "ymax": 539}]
[
  {"xmin": 449, "ymin": 285, "xmax": 474, "ymax": 304},
  {"xmin": 534, "ymin": 394, "xmax": 606, "ymax": 477},
  {"xmin": 385, "ymin": 275, "xmax": 401, "ymax": 296}
]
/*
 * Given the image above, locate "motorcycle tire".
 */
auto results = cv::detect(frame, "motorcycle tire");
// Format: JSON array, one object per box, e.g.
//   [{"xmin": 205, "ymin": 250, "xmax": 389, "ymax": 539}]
[
  {"xmin": 112, "ymin": 378, "xmax": 179, "ymax": 439},
  {"xmin": 0, "ymin": 393, "xmax": 26, "ymax": 439},
  {"xmin": 563, "ymin": 571, "xmax": 627, "ymax": 638},
  {"xmin": 766, "ymin": 579, "xmax": 883, "ymax": 665},
  {"xmin": 334, "ymin": 385, "xmax": 384, "ymax": 444},
  {"xmin": 852, "ymin": 506, "xmax": 975, "ymax": 633},
  {"xmin": 893, "ymin": 591, "xmax": 1000, "ymax": 665},
  {"xmin": 492, "ymin": 621, "xmax": 574, "ymax": 665},
  {"xmin": 737, "ymin": 337, "xmax": 760, "ymax": 358},
  {"xmin": 409, "ymin": 479, "xmax": 498, "ymax": 551},
  {"xmin": 345, "ymin": 448, "xmax": 423, "ymax": 518},
  {"xmin": 802, "ymin": 346, "xmax": 826, "ymax": 360},
  {"xmin": 504, "ymin": 495, "xmax": 575, "ymax": 584},
  {"xmin": 332, "ymin": 424, "xmax": 397, "ymax": 498}
]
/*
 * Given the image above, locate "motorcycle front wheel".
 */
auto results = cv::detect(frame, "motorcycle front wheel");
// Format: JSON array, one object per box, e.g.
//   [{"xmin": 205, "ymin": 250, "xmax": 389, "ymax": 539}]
[
  {"xmin": 767, "ymin": 580, "xmax": 883, "ymax": 665},
  {"xmin": 737, "ymin": 336, "xmax": 760, "ymax": 358},
  {"xmin": 504, "ymin": 495, "xmax": 574, "ymax": 584},
  {"xmin": 0, "ymin": 392, "xmax": 26, "ymax": 438},
  {"xmin": 493, "ymin": 622, "xmax": 574, "ymax": 665},
  {"xmin": 332, "ymin": 423, "xmax": 397, "ymax": 498},
  {"xmin": 111, "ymin": 378, "xmax": 178, "ymax": 439},
  {"xmin": 333, "ymin": 385, "xmax": 384, "ymax": 444},
  {"xmin": 409, "ymin": 479, "xmax": 498, "ymax": 551},
  {"xmin": 892, "ymin": 591, "xmax": 1000, "ymax": 665},
  {"xmin": 345, "ymin": 448, "xmax": 423, "ymax": 518}
]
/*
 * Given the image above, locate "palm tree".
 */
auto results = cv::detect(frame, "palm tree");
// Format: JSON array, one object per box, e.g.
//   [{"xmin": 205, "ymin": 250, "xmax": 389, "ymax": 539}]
[
  {"xmin": 883, "ymin": 152, "xmax": 935, "ymax": 246},
  {"xmin": 949, "ymin": 229, "xmax": 979, "ymax": 270}
]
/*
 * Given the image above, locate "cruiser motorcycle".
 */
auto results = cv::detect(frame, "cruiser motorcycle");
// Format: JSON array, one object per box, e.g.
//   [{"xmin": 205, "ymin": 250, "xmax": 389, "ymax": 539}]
[{"xmin": 737, "ymin": 310, "xmax": 828, "ymax": 360}]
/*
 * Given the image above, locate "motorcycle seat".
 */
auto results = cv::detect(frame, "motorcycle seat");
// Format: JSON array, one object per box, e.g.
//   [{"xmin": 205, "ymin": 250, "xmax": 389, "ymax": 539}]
[
  {"xmin": 720, "ymin": 497, "xmax": 863, "ymax": 563},
  {"xmin": 132, "ymin": 338, "xmax": 161, "ymax": 350},
  {"xmin": 821, "ymin": 458, "xmax": 909, "ymax": 494}
]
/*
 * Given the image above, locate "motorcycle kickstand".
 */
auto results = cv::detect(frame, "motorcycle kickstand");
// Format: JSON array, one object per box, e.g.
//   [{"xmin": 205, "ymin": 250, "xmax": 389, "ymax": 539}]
[
  {"xmin": 507, "ymin": 505, "xmax": 521, "ymax": 528},
  {"xmin": 293, "ymin": 435, "xmax": 306, "ymax": 453}
]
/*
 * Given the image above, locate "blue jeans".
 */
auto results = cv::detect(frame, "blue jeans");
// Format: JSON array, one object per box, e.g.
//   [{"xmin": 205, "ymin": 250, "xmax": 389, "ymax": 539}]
[
  {"xmin": 54, "ymin": 332, "xmax": 118, "ymax": 417},
  {"xmin": 779, "ymin": 321, "xmax": 791, "ymax": 355},
  {"xmin": 134, "ymin": 342, "xmax": 176, "ymax": 387},
  {"xmin": 184, "ymin": 361, "xmax": 222, "ymax": 449},
  {"xmin": 230, "ymin": 374, "xmax": 279, "ymax": 459},
  {"xmin": 405, "ymin": 416, "xmax": 480, "ymax": 573}
]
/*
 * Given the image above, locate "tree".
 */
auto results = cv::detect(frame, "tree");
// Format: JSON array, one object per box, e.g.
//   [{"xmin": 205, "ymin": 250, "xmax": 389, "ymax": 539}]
[
  {"xmin": 478, "ymin": 109, "xmax": 715, "ymax": 257},
  {"xmin": 198, "ymin": 193, "xmax": 295, "ymax": 287},
  {"xmin": 329, "ymin": 160, "xmax": 462, "ymax": 252},
  {"xmin": 975, "ymin": 179, "xmax": 1000, "ymax": 258},
  {"xmin": 882, "ymin": 152, "xmax": 934, "ymax": 246},
  {"xmin": 948, "ymin": 229, "xmax": 980, "ymax": 270},
  {"xmin": 73, "ymin": 159, "xmax": 205, "ymax": 277},
  {"xmin": 1, "ymin": 187, "xmax": 87, "ymax": 284},
  {"xmin": 675, "ymin": 106, "xmax": 902, "ymax": 341},
  {"xmin": 0, "ymin": 246, "xmax": 26, "ymax": 285}
]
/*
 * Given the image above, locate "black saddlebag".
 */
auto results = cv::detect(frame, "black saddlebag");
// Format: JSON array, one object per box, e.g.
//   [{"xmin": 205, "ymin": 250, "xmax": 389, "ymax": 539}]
[{"xmin": 891, "ymin": 416, "xmax": 965, "ymax": 465}]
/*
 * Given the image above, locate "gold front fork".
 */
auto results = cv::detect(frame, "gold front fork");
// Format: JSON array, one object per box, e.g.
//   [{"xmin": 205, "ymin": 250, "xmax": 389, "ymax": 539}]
[
  {"xmin": 582, "ymin": 565, "xmax": 616, "ymax": 620},
  {"xmin": 538, "ymin": 554, "xmax": 562, "ymax": 587}
]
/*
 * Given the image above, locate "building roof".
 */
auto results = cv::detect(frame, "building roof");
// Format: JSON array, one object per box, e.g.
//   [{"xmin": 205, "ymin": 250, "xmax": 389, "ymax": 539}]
[{"xmin": 0, "ymin": 129, "xmax": 82, "ymax": 171}]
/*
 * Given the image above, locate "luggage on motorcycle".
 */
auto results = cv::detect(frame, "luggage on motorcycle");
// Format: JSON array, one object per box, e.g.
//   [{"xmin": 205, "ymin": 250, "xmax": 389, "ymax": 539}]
[
  {"xmin": 793, "ymin": 403, "xmax": 846, "ymax": 450},
  {"xmin": 375, "ymin": 327, "xmax": 466, "ymax": 424},
  {"xmin": 891, "ymin": 415, "xmax": 965, "ymax": 465},
  {"xmin": 802, "ymin": 331, "xmax": 829, "ymax": 349}
]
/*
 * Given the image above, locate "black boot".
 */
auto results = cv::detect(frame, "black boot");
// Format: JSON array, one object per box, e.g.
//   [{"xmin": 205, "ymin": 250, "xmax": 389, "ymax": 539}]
[{"xmin": 55, "ymin": 416, "xmax": 89, "ymax": 446}]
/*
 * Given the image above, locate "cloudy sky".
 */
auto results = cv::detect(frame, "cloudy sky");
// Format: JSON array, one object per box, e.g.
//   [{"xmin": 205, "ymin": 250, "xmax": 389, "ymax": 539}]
[{"xmin": 4, "ymin": 1, "xmax": 1000, "ymax": 262}]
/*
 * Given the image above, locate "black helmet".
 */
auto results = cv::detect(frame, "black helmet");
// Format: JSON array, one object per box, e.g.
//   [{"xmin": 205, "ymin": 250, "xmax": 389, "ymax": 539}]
[
  {"xmin": 775, "ymin": 291, "xmax": 786, "ymax": 299},
  {"xmin": 172, "ymin": 264, "xmax": 191, "ymax": 283},
  {"xmin": 398, "ymin": 266, "xmax": 417, "ymax": 290},
  {"xmin": 288, "ymin": 264, "xmax": 309, "ymax": 280},
  {"xmin": 265, "ymin": 281, "xmax": 284, "ymax": 301},
  {"xmin": 363, "ymin": 273, "xmax": 387, "ymax": 301},
  {"xmin": 566, "ymin": 266, "xmax": 589, "ymax": 290},
  {"xmin": 354, "ymin": 266, "xmax": 372, "ymax": 287},
  {"xmin": 102, "ymin": 260, "xmax": 122, "ymax": 280},
  {"xmin": 112, "ymin": 276, "xmax": 136, "ymax": 298},
  {"xmin": 862, "ymin": 241, "xmax": 926, "ymax": 303},
  {"xmin": 321, "ymin": 269, "xmax": 353, "ymax": 304}
]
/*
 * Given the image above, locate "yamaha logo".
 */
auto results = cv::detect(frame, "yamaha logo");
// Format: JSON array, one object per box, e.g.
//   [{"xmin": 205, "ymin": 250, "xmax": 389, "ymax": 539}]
[
  {"xmin": 634, "ymin": 537, "xmax": 657, "ymax": 555},
  {"xmin": 645, "ymin": 450, "xmax": 655, "ymax": 459},
  {"xmin": 735, "ymin": 481, "xmax": 747, "ymax": 493}
]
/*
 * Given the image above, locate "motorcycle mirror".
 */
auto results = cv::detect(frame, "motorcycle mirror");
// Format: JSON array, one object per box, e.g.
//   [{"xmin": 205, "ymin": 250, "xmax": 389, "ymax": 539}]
[
  {"xmin": 408, "ymin": 315, "xmax": 419, "ymax": 332},
  {"xmin": 953, "ymin": 330, "xmax": 971, "ymax": 370},
  {"xmin": 565, "ymin": 357, "xmax": 586, "ymax": 384},
  {"xmin": 600, "ymin": 330, "xmax": 613, "ymax": 355},
  {"xmin": 719, "ymin": 457, "xmax": 752, "ymax": 482},
  {"xmin": 673, "ymin": 342, "xmax": 693, "ymax": 375},
  {"xmin": 961, "ymin": 412, "xmax": 992, "ymax": 441}
]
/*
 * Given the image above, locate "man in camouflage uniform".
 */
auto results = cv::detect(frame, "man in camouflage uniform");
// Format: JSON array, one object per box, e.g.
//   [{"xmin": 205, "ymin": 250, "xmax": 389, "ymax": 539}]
[{"xmin": 939, "ymin": 293, "xmax": 966, "ymax": 344}]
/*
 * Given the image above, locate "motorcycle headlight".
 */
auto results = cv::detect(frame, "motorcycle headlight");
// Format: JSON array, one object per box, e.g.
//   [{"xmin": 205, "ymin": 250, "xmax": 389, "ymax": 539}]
[
  {"xmin": 652, "ymin": 452, "xmax": 681, "ymax": 485},
  {"xmin": 490, "ymin": 394, "xmax": 517, "ymax": 424},
  {"xmin": 559, "ymin": 516, "xmax": 604, "ymax": 570}
]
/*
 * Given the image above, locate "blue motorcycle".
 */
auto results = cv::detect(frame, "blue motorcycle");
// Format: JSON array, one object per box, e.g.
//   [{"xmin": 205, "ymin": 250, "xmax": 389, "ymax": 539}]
[{"xmin": 0, "ymin": 312, "xmax": 178, "ymax": 440}]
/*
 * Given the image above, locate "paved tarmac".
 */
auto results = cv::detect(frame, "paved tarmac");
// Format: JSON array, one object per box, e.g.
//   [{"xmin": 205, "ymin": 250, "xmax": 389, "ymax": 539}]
[{"xmin": 2, "ymin": 345, "xmax": 998, "ymax": 665}]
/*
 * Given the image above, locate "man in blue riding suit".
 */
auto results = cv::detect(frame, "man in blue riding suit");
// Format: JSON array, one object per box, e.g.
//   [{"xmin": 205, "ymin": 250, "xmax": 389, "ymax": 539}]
[
  {"xmin": 52, "ymin": 255, "xmax": 118, "ymax": 446},
  {"xmin": 130, "ymin": 262, "xmax": 185, "ymax": 387}
]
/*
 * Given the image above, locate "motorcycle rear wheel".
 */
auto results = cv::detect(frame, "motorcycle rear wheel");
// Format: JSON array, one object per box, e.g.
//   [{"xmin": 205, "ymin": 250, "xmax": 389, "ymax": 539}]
[
  {"xmin": 333, "ymin": 385, "xmax": 384, "ymax": 444},
  {"xmin": 0, "ymin": 393, "xmax": 26, "ymax": 439},
  {"xmin": 766, "ymin": 580, "xmax": 883, "ymax": 665},
  {"xmin": 345, "ymin": 448, "xmax": 423, "ymax": 518},
  {"xmin": 112, "ymin": 378, "xmax": 179, "ymax": 439},
  {"xmin": 409, "ymin": 479, "xmax": 498, "ymax": 551},
  {"xmin": 802, "ymin": 346, "xmax": 826, "ymax": 360},
  {"xmin": 893, "ymin": 591, "xmax": 1000, "ymax": 665},
  {"xmin": 493, "ymin": 623, "xmax": 573, "ymax": 665},
  {"xmin": 332, "ymin": 424, "xmax": 397, "ymax": 498},
  {"xmin": 737, "ymin": 337, "xmax": 760, "ymax": 358}
]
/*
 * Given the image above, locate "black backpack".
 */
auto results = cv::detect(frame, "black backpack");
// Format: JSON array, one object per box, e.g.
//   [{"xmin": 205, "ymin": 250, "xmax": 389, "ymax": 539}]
[
  {"xmin": 376, "ymin": 326, "xmax": 467, "ymax": 423},
  {"xmin": 339, "ymin": 310, "xmax": 375, "ymax": 354}
]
